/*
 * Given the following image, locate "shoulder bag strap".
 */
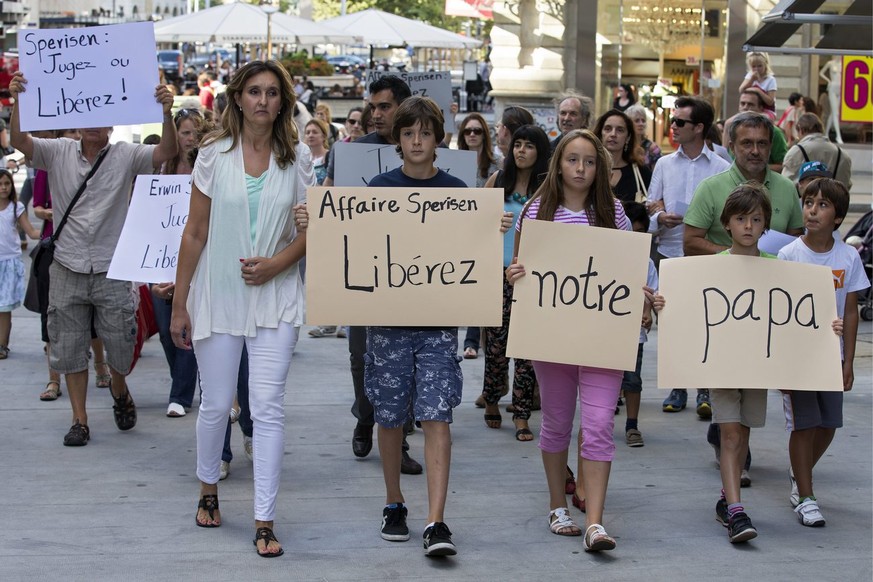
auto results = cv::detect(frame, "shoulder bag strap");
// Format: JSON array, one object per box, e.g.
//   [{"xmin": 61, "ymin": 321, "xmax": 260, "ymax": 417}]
[
  {"xmin": 51, "ymin": 145, "xmax": 111, "ymax": 243},
  {"xmin": 796, "ymin": 144, "xmax": 810, "ymax": 163},
  {"xmin": 632, "ymin": 163, "xmax": 648, "ymax": 203},
  {"xmin": 833, "ymin": 147, "xmax": 841, "ymax": 177}
]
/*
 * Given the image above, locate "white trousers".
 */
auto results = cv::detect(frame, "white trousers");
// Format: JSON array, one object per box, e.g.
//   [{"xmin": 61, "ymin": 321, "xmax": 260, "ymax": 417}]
[{"xmin": 193, "ymin": 323, "xmax": 299, "ymax": 521}]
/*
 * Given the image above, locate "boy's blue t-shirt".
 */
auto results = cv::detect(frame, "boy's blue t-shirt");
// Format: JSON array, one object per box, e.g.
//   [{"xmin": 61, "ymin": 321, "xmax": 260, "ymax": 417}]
[
  {"xmin": 368, "ymin": 166, "xmax": 466, "ymax": 332},
  {"xmin": 368, "ymin": 167, "xmax": 466, "ymax": 189}
]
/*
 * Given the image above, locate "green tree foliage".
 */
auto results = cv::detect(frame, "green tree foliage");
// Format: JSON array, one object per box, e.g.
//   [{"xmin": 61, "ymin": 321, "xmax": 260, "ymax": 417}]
[{"xmin": 312, "ymin": 0, "xmax": 464, "ymax": 33}]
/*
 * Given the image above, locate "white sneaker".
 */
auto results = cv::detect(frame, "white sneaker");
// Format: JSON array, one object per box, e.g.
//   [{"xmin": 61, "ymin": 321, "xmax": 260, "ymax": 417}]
[
  {"xmin": 219, "ymin": 460, "xmax": 230, "ymax": 481},
  {"xmin": 795, "ymin": 498, "xmax": 825, "ymax": 527},
  {"xmin": 789, "ymin": 468, "xmax": 800, "ymax": 508},
  {"xmin": 243, "ymin": 435, "xmax": 253, "ymax": 462},
  {"xmin": 166, "ymin": 402, "xmax": 186, "ymax": 417}
]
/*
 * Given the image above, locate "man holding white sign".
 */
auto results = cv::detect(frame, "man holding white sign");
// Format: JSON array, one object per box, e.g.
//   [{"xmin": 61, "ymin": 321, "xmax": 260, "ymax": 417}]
[{"xmin": 9, "ymin": 68, "xmax": 178, "ymax": 447}]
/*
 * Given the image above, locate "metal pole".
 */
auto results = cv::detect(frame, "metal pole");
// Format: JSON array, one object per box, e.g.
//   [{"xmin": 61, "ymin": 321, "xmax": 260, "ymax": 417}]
[
  {"xmin": 266, "ymin": 13, "xmax": 272, "ymax": 61},
  {"xmin": 700, "ymin": 1, "xmax": 706, "ymax": 94}
]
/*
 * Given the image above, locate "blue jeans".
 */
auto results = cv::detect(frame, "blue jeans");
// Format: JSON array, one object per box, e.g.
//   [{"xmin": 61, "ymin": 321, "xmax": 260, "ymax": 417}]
[{"xmin": 152, "ymin": 291, "xmax": 198, "ymax": 408}]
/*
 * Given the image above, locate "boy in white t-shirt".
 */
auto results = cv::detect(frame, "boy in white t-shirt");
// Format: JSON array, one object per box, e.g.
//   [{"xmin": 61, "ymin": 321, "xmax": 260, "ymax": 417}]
[{"xmin": 778, "ymin": 178, "xmax": 869, "ymax": 528}]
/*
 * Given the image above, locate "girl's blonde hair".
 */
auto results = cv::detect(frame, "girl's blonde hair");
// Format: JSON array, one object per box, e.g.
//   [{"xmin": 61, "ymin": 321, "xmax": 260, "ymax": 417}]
[
  {"xmin": 746, "ymin": 52, "xmax": 772, "ymax": 76},
  {"xmin": 522, "ymin": 129, "xmax": 618, "ymax": 229}
]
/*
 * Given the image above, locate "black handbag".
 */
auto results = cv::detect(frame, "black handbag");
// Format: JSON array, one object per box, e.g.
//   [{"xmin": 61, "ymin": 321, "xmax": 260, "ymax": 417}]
[{"xmin": 31, "ymin": 146, "xmax": 110, "ymax": 275}]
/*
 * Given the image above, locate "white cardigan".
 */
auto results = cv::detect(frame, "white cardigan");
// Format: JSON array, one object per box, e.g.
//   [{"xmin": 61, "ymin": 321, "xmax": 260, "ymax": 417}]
[{"xmin": 188, "ymin": 136, "xmax": 313, "ymax": 340}]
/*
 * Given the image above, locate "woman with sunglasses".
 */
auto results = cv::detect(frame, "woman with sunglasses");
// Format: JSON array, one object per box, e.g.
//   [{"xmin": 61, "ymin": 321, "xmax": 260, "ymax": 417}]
[
  {"xmin": 457, "ymin": 112, "xmax": 502, "ymax": 189},
  {"xmin": 479, "ymin": 124, "xmax": 549, "ymax": 441},
  {"xmin": 593, "ymin": 109, "xmax": 651, "ymax": 204},
  {"xmin": 171, "ymin": 60, "xmax": 313, "ymax": 557}
]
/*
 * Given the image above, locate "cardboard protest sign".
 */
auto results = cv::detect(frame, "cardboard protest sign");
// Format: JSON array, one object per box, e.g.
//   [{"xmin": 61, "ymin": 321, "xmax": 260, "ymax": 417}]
[
  {"xmin": 333, "ymin": 141, "xmax": 477, "ymax": 187},
  {"xmin": 657, "ymin": 255, "xmax": 843, "ymax": 391},
  {"xmin": 306, "ymin": 187, "xmax": 503, "ymax": 326},
  {"xmin": 107, "ymin": 175, "xmax": 191, "ymax": 284},
  {"xmin": 365, "ymin": 70, "xmax": 454, "ymax": 133},
  {"xmin": 18, "ymin": 22, "xmax": 162, "ymax": 131},
  {"xmin": 506, "ymin": 220, "xmax": 651, "ymax": 370}
]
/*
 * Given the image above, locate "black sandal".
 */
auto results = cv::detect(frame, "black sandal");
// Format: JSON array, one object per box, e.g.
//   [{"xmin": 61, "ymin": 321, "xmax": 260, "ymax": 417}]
[
  {"xmin": 253, "ymin": 526, "xmax": 284, "ymax": 557},
  {"xmin": 195, "ymin": 494, "xmax": 220, "ymax": 528},
  {"xmin": 112, "ymin": 390, "xmax": 137, "ymax": 431}
]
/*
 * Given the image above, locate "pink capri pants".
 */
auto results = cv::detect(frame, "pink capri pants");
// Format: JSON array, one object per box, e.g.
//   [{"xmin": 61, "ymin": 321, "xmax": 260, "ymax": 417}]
[{"xmin": 533, "ymin": 361, "xmax": 623, "ymax": 462}]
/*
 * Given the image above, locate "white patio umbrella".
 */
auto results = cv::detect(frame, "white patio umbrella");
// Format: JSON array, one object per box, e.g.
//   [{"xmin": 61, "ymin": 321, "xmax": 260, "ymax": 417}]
[
  {"xmin": 320, "ymin": 8, "xmax": 480, "ymax": 49},
  {"xmin": 153, "ymin": 2, "xmax": 359, "ymax": 45}
]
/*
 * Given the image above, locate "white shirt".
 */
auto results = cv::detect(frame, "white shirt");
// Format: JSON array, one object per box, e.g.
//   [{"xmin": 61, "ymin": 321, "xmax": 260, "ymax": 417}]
[
  {"xmin": 188, "ymin": 137, "xmax": 314, "ymax": 340},
  {"xmin": 648, "ymin": 143, "xmax": 731, "ymax": 258},
  {"xmin": 0, "ymin": 202, "xmax": 24, "ymax": 260}
]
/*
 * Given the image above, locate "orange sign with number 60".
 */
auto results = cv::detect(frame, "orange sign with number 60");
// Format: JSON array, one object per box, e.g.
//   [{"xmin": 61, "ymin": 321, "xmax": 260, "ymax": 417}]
[{"xmin": 841, "ymin": 56, "xmax": 873, "ymax": 123}]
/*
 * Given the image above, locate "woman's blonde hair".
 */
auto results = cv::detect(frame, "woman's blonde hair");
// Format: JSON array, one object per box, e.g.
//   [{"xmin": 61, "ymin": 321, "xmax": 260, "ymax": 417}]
[
  {"xmin": 203, "ymin": 60, "xmax": 299, "ymax": 168},
  {"xmin": 305, "ymin": 118, "xmax": 330, "ymax": 150}
]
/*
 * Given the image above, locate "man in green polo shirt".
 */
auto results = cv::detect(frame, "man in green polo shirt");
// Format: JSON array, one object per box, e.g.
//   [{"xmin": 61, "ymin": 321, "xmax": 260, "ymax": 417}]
[{"xmin": 685, "ymin": 111, "xmax": 803, "ymax": 255}]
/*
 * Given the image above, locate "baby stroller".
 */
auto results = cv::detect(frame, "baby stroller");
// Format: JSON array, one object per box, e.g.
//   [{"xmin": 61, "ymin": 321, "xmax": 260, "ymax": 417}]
[{"xmin": 844, "ymin": 210, "xmax": 872, "ymax": 321}]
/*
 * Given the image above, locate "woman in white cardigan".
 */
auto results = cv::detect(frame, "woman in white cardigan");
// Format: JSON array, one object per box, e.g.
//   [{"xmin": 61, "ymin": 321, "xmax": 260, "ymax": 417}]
[{"xmin": 171, "ymin": 60, "xmax": 313, "ymax": 558}]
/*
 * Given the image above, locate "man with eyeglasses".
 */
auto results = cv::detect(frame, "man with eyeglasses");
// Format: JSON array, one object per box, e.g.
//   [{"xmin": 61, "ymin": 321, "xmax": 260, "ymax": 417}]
[
  {"xmin": 549, "ymin": 91, "xmax": 593, "ymax": 154},
  {"xmin": 648, "ymin": 96, "xmax": 730, "ymax": 418}
]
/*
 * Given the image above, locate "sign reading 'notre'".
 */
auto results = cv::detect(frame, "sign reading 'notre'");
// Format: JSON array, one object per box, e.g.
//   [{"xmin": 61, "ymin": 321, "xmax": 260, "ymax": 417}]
[{"xmin": 305, "ymin": 187, "xmax": 504, "ymax": 326}]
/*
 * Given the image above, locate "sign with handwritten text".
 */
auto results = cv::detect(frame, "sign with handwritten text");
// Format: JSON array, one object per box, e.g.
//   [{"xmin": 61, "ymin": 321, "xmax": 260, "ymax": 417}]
[
  {"xmin": 365, "ymin": 70, "xmax": 454, "ymax": 133},
  {"xmin": 506, "ymin": 220, "xmax": 651, "ymax": 370},
  {"xmin": 333, "ymin": 142, "xmax": 477, "ymax": 187},
  {"xmin": 107, "ymin": 175, "xmax": 191, "ymax": 284},
  {"xmin": 306, "ymin": 187, "xmax": 503, "ymax": 326},
  {"xmin": 657, "ymin": 255, "xmax": 842, "ymax": 391},
  {"xmin": 18, "ymin": 22, "xmax": 162, "ymax": 131}
]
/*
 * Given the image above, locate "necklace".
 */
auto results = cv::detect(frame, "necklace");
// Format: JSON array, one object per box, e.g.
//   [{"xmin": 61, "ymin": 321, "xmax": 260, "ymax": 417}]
[{"xmin": 511, "ymin": 191, "xmax": 529, "ymax": 204}]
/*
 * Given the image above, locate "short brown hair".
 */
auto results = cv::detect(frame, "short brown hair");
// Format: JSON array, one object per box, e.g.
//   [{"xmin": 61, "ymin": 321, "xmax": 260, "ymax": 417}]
[
  {"xmin": 801, "ymin": 177, "xmax": 850, "ymax": 229},
  {"xmin": 391, "ymin": 96, "xmax": 445, "ymax": 157},
  {"xmin": 720, "ymin": 183, "xmax": 772, "ymax": 232}
]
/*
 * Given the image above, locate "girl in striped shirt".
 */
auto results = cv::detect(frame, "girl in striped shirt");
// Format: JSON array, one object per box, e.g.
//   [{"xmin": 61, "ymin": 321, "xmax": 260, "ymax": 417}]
[{"xmin": 507, "ymin": 129, "xmax": 629, "ymax": 552}]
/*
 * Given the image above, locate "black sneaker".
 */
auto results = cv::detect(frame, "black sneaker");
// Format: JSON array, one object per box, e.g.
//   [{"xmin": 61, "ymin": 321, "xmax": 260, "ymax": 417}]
[
  {"xmin": 380, "ymin": 504, "xmax": 410, "ymax": 541},
  {"xmin": 715, "ymin": 498, "xmax": 729, "ymax": 527},
  {"xmin": 423, "ymin": 522, "xmax": 457, "ymax": 556},
  {"xmin": 727, "ymin": 511, "xmax": 758, "ymax": 543},
  {"xmin": 63, "ymin": 422, "xmax": 90, "ymax": 446}
]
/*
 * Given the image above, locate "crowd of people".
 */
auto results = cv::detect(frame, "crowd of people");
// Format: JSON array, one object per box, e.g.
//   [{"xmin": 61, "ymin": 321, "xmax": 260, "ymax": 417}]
[{"xmin": 0, "ymin": 49, "xmax": 867, "ymax": 560}]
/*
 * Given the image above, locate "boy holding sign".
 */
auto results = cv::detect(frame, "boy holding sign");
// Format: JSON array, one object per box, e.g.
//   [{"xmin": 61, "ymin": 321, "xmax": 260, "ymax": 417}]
[
  {"xmin": 654, "ymin": 184, "xmax": 843, "ymax": 543},
  {"xmin": 360, "ymin": 96, "xmax": 512, "ymax": 556},
  {"xmin": 778, "ymin": 178, "xmax": 869, "ymax": 527}
]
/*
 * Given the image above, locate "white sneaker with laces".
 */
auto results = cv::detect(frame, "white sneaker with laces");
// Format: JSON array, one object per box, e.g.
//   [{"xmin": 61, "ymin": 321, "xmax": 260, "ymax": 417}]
[
  {"xmin": 795, "ymin": 498, "xmax": 825, "ymax": 527},
  {"xmin": 219, "ymin": 460, "xmax": 230, "ymax": 481},
  {"xmin": 789, "ymin": 468, "xmax": 800, "ymax": 508}
]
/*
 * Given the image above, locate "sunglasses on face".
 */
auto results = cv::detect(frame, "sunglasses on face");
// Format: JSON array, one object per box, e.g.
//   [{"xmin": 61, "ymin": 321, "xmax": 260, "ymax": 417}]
[
  {"xmin": 670, "ymin": 117, "xmax": 697, "ymax": 128},
  {"xmin": 347, "ymin": 118, "xmax": 361, "ymax": 126},
  {"xmin": 174, "ymin": 108, "xmax": 203, "ymax": 122},
  {"xmin": 464, "ymin": 127, "xmax": 484, "ymax": 136}
]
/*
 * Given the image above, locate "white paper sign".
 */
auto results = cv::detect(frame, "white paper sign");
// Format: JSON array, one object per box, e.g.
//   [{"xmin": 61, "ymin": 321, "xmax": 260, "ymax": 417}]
[
  {"xmin": 365, "ymin": 70, "xmax": 454, "ymax": 133},
  {"xmin": 758, "ymin": 229, "xmax": 799, "ymax": 255},
  {"xmin": 333, "ymin": 142, "xmax": 477, "ymax": 187},
  {"xmin": 107, "ymin": 175, "xmax": 191, "ymax": 284},
  {"xmin": 18, "ymin": 22, "xmax": 163, "ymax": 131}
]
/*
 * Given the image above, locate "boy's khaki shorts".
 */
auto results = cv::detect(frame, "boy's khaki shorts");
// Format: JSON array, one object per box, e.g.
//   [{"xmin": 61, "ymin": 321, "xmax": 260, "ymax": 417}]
[{"xmin": 711, "ymin": 388, "xmax": 767, "ymax": 428}]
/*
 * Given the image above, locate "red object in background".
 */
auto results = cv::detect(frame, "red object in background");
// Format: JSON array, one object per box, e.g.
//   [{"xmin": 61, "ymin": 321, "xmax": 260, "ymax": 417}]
[{"xmin": 0, "ymin": 52, "xmax": 20, "ymax": 121}]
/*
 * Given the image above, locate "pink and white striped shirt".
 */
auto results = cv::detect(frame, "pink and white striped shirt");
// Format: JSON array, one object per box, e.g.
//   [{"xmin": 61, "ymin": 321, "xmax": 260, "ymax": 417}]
[{"xmin": 515, "ymin": 197, "xmax": 631, "ymax": 231}]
